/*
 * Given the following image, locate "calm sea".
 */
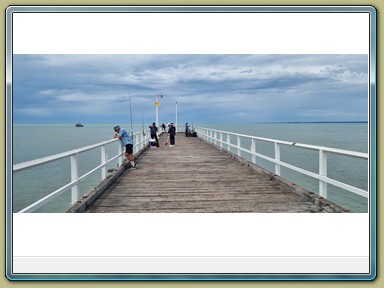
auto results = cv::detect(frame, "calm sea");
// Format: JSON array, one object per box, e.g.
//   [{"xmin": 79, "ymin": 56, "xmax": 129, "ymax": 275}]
[{"xmin": 11, "ymin": 123, "xmax": 370, "ymax": 213}]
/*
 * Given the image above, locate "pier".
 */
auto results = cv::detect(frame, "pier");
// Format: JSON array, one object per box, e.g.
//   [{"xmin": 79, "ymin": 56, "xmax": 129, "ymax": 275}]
[
  {"xmin": 76, "ymin": 133, "xmax": 347, "ymax": 213},
  {"xmin": 14, "ymin": 127, "xmax": 368, "ymax": 213}
]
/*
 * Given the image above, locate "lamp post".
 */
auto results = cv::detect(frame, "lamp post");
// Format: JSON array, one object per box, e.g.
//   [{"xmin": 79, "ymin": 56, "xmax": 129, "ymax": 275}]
[{"xmin": 155, "ymin": 94, "xmax": 163, "ymax": 126}]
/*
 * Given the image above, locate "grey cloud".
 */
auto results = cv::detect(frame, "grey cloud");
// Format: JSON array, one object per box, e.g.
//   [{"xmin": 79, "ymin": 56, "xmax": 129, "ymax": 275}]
[{"xmin": 13, "ymin": 54, "xmax": 368, "ymax": 124}]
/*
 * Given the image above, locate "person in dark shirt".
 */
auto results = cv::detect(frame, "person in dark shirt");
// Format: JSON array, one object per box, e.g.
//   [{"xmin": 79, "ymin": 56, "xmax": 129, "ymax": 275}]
[
  {"xmin": 168, "ymin": 123, "xmax": 176, "ymax": 147},
  {"xmin": 185, "ymin": 122, "xmax": 190, "ymax": 137},
  {"xmin": 149, "ymin": 122, "xmax": 159, "ymax": 147}
]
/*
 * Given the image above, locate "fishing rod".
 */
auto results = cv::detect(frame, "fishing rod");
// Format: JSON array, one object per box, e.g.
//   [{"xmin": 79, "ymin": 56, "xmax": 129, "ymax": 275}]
[
  {"xmin": 126, "ymin": 83, "xmax": 133, "ymax": 136},
  {"xmin": 128, "ymin": 95, "xmax": 133, "ymax": 137},
  {"xmin": 142, "ymin": 111, "xmax": 146, "ymax": 136}
]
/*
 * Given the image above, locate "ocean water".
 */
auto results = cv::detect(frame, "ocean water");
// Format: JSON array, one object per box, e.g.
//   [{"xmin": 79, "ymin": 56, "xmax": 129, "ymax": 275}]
[{"xmin": 11, "ymin": 123, "xmax": 370, "ymax": 213}]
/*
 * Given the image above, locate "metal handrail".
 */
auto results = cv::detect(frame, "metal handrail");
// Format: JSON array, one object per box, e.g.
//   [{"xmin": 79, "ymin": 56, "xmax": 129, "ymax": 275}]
[
  {"xmin": 196, "ymin": 127, "xmax": 369, "ymax": 200},
  {"xmin": 13, "ymin": 139, "xmax": 117, "ymax": 172},
  {"xmin": 14, "ymin": 130, "xmax": 152, "ymax": 213}
]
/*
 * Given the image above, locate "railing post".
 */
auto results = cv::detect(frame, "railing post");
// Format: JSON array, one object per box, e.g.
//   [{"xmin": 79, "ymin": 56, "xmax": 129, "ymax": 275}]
[
  {"xmin": 319, "ymin": 150, "xmax": 328, "ymax": 198},
  {"xmin": 101, "ymin": 145, "xmax": 107, "ymax": 179},
  {"xmin": 143, "ymin": 132, "xmax": 145, "ymax": 150},
  {"xmin": 251, "ymin": 138, "xmax": 256, "ymax": 164},
  {"xmin": 142, "ymin": 132, "xmax": 148, "ymax": 149},
  {"xmin": 237, "ymin": 135, "xmax": 241, "ymax": 156},
  {"xmin": 227, "ymin": 133, "xmax": 231, "ymax": 151},
  {"xmin": 142, "ymin": 133, "xmax": 145, "ymax": 149},
  {"xmin": 214, "ymin": 131, "xmax": 217, "ymax": 146},
  {"xmin": 70, "ymin": 154, "xmax": 79, "ymax": 204},
  {"xmin": 220, "ymin": 132, "xmax": 223, "ymax": 149},
  {"xmin": 118, "ymin": 143, "xmax": 123, "ymax": 166},
  {"xmin": 133, "ymin": 135, "xmax": 137, "ymax": 154},
  {"xmin": 275, "ymin": 142, "xmax": 281, "ymax": 176}
]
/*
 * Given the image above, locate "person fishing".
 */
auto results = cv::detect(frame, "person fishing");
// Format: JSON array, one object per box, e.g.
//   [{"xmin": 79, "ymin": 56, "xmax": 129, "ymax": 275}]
[
  {"xmin": 185, "ymin": 122, "xmax": 190, "ymax": 137},
  {"xmin": 149, "ymin": 122, "xmax": 159, "ymax": 147},
  {"xmin": 113, "ymin": 125, "xmax": 137, "ymax": 169}
]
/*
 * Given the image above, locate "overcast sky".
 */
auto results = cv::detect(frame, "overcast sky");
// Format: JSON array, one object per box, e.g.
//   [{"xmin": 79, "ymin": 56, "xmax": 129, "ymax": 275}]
[{"xmin": 13, "ymin": 54, "xmax": 368, "ymax": 125}]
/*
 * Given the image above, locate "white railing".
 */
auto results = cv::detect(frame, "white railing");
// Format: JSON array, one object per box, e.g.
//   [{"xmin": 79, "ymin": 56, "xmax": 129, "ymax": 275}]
[
  {"xmin": 13, "ymin": 130, "xmax": 152, "ymax": 213},
  {"xmin": 196, "ymin": 127, "xmax": 368, "ymax": 200}
]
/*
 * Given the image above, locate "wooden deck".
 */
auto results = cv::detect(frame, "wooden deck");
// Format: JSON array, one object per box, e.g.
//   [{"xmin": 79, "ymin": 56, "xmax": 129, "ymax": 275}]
[{"xmin": 83, "ymin": 133, "xmax": 345, "ymax": 213}]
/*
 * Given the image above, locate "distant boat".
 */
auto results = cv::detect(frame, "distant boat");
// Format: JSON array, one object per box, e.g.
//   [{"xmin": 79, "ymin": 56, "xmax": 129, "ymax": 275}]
[{"xmin": 75, "ymin": 122, "xmax": 84, "ymax": 127}]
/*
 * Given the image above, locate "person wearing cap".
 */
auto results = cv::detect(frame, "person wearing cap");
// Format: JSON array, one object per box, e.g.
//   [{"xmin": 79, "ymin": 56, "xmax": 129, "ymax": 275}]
[{"xmin": 113, "ymin": 125, "xmax": 136, "ymax": 169}]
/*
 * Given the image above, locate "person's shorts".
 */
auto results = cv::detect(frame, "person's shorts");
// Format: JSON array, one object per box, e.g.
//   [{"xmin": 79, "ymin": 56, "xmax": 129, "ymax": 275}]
[{"xmin": 125, "ymin": 144, "xmax": 133, "ymax": 154}]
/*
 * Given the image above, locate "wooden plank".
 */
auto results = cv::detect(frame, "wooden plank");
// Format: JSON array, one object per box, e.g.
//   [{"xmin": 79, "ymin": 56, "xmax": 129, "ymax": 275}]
[{"xmin": 84, "ymin": 133, "xmax": 343, "ymax": 213}]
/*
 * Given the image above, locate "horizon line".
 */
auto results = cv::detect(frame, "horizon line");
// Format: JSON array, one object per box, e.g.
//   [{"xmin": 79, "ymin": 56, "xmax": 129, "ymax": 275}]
[{"xmin": 12, "ymin": 120, "xmax": 369, "ymax": 125}]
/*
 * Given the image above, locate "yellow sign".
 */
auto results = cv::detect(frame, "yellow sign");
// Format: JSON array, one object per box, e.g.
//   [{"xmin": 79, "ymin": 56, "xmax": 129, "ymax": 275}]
[{"xmin": 154, "ymin": 101, "xmax": 160, "ymax": 106}]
